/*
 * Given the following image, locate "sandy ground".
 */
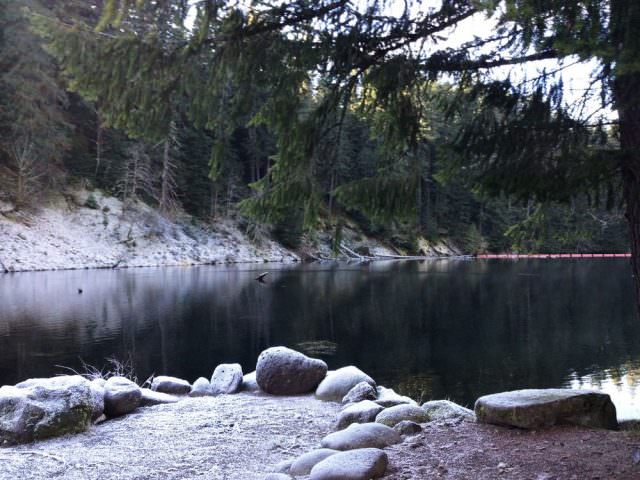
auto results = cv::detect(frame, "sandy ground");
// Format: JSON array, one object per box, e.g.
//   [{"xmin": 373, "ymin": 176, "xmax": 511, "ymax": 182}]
[{"xmin": 1, "ymin": 393, "xmax": 639, "ymax": 480}]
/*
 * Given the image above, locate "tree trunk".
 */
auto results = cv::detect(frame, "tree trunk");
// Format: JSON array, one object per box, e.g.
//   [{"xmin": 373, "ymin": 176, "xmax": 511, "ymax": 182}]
[{"xmin": 616, "ymin": 73, "xmax": 640, "ymax": 309}]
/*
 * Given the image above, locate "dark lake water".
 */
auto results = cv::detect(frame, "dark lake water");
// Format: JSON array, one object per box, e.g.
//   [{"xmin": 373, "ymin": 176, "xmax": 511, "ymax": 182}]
[{"xmin": 2, "ymin": 259, "xmax": 640, "ymax": 419}]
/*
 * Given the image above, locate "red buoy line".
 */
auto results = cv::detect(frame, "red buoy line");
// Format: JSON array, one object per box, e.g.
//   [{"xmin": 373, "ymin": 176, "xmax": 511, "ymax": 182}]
[{"xmin": 475, "ymin": 253, "xmax": 631, "ymax": 259}]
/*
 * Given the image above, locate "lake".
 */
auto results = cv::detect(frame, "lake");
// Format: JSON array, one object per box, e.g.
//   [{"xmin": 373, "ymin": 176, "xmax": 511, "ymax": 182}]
[{"xmin": 1, "ymin": 259, "xmax": 639, "ymax": 419}]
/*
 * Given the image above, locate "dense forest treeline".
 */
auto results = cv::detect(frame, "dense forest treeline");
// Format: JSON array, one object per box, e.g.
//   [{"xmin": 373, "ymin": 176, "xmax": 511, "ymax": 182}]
[{"xmin": 0, "ymin": 0, "xmax": 629, "ymax": 254}]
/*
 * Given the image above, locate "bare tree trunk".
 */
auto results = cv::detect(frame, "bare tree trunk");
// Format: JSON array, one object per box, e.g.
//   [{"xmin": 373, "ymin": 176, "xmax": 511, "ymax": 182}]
[
  {"xmin": 10, "ymin": 138, "xmax": 39, "ymax": 207},
  {"xmin": 95, "ymin": 119, "xmax": 104, "ymax": 178},
  {"xmin": 615, "ymin": 74, "xmax": 640, "ymax": 311},
  {"xmin": 611, "ymin": 0, "xmax": 640, "ymax": 314}
]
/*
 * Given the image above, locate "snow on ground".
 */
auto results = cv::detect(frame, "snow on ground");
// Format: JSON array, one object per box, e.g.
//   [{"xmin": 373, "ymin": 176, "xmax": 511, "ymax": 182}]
[{"xmin": 0, "ymin": 190, "xmax": 298, "ymax": 272}]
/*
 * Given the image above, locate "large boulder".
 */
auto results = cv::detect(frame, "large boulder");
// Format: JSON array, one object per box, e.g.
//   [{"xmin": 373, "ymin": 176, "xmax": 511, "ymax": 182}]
[
  {"xmin": 342, "ymin": 382, "xmax": 377, "ymax": 405},
  {"xmin": 151, "ymin": 376, "xmax": 191, "ymax": 395},
  {"xmin": 321, "ymin": 422, "xmax": 401, "ymax": 450},
  {"xmin": 89, "ymin": 379, "xmax": 106, "ymax": 421},
  {"xmin": 374, "ymin": 386, "xmax": 416, "ymax": 408},
  {"xmin": 375, "ymin": 404, "xmax": 428, "ymax": 427},
  {"xmin": 210, "ymin": 363, "xmax": 243, "ymax": 395},
  {"xmin": 336, "ymin": 400, "xmax": 384, "ymax": 430},
  {"xmin": 1, "ymin": 376, "xmax": 96, "ymax": 445},
  {"xmin": 316, "ymin": 367, "xmax": 375, "ymax": 402},
  {"xmin": 103, "ymin": 377, "xmax": 142, "ymax": 417},
  {"xmin": 289, "ymin": 448, "xmax": 339, "ymax": 476},
  {"xmin": 474, "ymin": 389, "xmax": 618, "ymax": 430},
  {"xmin": 310, "ymin": 448, "xmax": 388, "ymax": 480},
  {"xmin": 422, "ymin": 399, "xmax": 475, "ymax": 422},
  {"xmin": 256, "ymin": 347, "xmax": 328, "ymax": 395}
]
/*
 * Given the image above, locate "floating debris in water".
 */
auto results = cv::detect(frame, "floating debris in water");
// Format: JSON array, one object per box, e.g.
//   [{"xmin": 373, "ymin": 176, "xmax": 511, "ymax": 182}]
[{"xmin": 296, "ymin": 340, "xmax": 338, "ymax": 356}]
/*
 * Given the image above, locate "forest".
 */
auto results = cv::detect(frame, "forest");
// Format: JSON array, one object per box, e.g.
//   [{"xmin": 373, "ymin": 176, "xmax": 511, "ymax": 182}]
[{"xmin": 0, "ymin": 0, "xmax": 631, "ymax": 257}]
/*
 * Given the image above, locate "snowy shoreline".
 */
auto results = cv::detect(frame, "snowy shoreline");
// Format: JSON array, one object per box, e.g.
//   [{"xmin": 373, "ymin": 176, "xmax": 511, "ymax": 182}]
[{"xmin": 0, "ymin": 190, "xmax": 300, "ymax": 274}]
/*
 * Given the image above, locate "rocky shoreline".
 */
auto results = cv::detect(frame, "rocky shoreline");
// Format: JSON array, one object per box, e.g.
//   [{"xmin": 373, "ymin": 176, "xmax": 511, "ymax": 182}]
[{"xmin": 0, "ymin": 346, "xmax": 629, "ymax": 480}]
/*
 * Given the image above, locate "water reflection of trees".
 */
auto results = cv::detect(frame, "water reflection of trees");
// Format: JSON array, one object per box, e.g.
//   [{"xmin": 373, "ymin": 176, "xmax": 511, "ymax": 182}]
[{"xmin": 1, "ymin": 261, "xmax": 639, "ymax": 410}]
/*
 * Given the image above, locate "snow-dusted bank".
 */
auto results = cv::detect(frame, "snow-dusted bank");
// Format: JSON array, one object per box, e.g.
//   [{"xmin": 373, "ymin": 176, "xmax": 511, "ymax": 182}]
[
  {"xmin": 0, "ymin": 190, "xmax": 299, "ymax": 272},
  {"xmin": 0, "ymin": 346, "xmax": 620, "ymax": 480},
  {"xmin": 0, "ymin": 189, "xmax": 459, "ymax": 273}
]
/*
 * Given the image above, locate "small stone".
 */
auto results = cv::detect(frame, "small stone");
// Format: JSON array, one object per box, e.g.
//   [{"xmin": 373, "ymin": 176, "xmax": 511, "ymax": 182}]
[
  {"xmin": 189, "ymin": 377, "xmax": 213, "ymax": 397},
  {"xmin": 422, "ymin": 399, "xmax": 475, "ymax": 422},
  {"xmin": 104, "ymin": 377, "xmax": 142, "ymax": 417},
  {"xmin": 321, "ymin": 422, "xmax": 401, "ymax": 450},
  {"xmin": 140, "ymin": 388, "xmax": 180, "ymax": 406},
  {"xmin": 374, "ymin": 386, "xmax": 416, "ymax": 408},
  {"xmin": 375, "ymin": 404, "xmax": 428, "ymax": 427},
  {"xmin": 310, "ymin": 448, "xmax": 388, "ymax": 480},
  {"xmin": 151, "ymin": 376, "xmax": 191, "ymax": 395},
  {"xmin": 241, "ymin": 371, "xmax": 261, "ymax": 392},
  {"xmin": 270, "ymin": 460, "xmax": 293, "ymax": 474},
  {"xmin": 210, "ymin": 363, "xmax": 243, "ymax": 395},
  {"xmin": 290, "ymin": 448, "xmax": 339, "ymax": 476},
  {"xmin": 316, "ymin": 367, "xmax": 376, "ymax": 402},
  {"xmin": 342, "ymin": 382, "xmax": 377, "ymax": 404},
  {"xmin": 336, "ymin": 400, "xmax": 384, "ymax": 430},
  {"xmin": 393, "ymin": 420, "xmax": 423, "ymax": 436}
]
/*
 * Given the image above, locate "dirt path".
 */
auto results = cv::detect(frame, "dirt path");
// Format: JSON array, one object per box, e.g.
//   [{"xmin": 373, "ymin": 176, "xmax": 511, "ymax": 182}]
[
  {"xmin": 385, "ymin": 419, "xmax": 640, "ymax": 479},
  {"xmin": 1, "ymin": 394, "xmax": 638, "ymax": 479}
]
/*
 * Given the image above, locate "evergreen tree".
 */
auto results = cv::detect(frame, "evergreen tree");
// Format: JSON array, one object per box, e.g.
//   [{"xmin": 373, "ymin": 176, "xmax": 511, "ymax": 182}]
[{"xmin": 0, "ymin": 0, "xmax": 71, "ymax": 205}]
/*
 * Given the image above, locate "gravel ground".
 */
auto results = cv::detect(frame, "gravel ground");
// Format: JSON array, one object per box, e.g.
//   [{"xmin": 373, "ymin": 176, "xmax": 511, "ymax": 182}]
[
  {"xmin": 0, "ymin": 393, "xmax": 341, "ymax": 480},
  {"xmin": 2, "ymin": 392, "xmax": 639, "ymax": 480}
]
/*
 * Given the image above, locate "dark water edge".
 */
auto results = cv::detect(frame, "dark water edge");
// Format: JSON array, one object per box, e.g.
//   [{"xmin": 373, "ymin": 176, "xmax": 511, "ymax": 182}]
[{"xmin": 1, "ymin": 259, "xmax": 639, "ymax": 419}]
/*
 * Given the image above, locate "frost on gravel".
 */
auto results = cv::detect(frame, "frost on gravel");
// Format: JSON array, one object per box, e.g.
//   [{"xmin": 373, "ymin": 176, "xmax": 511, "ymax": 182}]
[{"xmin": 0, "ymin": 190, "xmax": 298, "ymax": 272}]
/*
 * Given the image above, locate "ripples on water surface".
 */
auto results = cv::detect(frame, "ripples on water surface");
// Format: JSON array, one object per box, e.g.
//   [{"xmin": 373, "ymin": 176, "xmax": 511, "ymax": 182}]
[{"xmin": 1, "ymin": 259, "xmax": 639, "ymax": 419}]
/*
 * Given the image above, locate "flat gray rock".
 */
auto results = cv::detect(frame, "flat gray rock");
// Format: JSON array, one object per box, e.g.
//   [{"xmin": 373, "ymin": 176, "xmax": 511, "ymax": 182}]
[
  {"xmin": 375, "ymin": 403, "xmax": 428, "ymax": 427},
  {"xmin": 289, "ymin": 448, "xmax": 339, "ymax": 476},
  {"xmin": 1, "ymin": 376, "xmax": 96, "ymax": 445},
  {"xmin": 151, "ymin": 376, "xmax": 191, "ymax": 395},
  {"xmin": 342, "ymin": 381, "xmax": 377, "ymax": 404},
  {"xmin": 263, "ymin": 474, "xmax": 292, "ymax": 480},
  {"xmin": 310, "ymin": 448, "xmax": 388, "ymax": 480},
  {"xmin": 210, "ymin": 363, "xmax": 243, "ymax": 395},
  {"xmin": 422, "ymin": 399, "xmax": 475, "ymax": 422},
  {"xmin": 316, "ymin": 367, "xmax": 375, "ymax": 402},
  {"xmin": 336, "ymin": 400, "xmax": 384, "ymax": 430},
  {"xmin": 189, "ymin": 377, "xmax": 213, "ymax": 397},
  {"xmin": 140, "ymin": 388, "xmax": 180, "ymax": 406},
  {"xmin": 321, "ymin": 422, "xmax": 401, "ymax": 450},
  {"xmin": 475, "ymin": 389, "xmax": 618, "ymax": 430},
  {"xmin": 374, "ymin": 386, "xmax": 416, "ymax": 408},
  {"xmin": 104, "ymin": 376, "xmax": 142, "ymax": 418},
  {"xmin": 256, "ymin": 347, "xmax": 327, "ymax": 395},
  {"xmin": 242, "ymin": 371, "xmax": 261, "ymax": 392}
]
